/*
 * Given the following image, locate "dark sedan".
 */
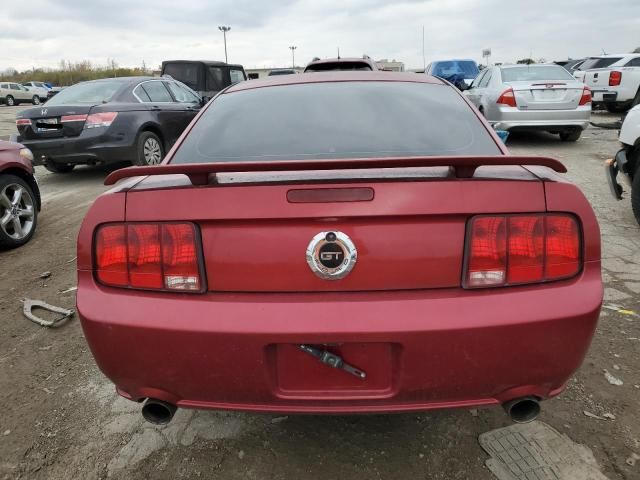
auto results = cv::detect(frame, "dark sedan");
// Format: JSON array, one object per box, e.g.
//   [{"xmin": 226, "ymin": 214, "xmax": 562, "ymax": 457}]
[{"xmin": 14, "ymin": 77, "xmax": 202, "ymax": 173}]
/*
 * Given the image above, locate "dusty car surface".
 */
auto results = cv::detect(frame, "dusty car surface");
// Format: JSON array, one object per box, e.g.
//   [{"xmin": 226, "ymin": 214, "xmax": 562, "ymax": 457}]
[
  {"xmin": 0, "ymin": 141, "xmax": 40, "ymax": 249},
  {"xmin": 77, "ymin": 72, "xmax": 602, "ymax": 425}
]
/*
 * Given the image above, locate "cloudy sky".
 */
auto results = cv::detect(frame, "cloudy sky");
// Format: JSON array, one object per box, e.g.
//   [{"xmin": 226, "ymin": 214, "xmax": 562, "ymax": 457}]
[{"xmin": 2, "ymin": 0, "xmax": 638, "ymax": 72}]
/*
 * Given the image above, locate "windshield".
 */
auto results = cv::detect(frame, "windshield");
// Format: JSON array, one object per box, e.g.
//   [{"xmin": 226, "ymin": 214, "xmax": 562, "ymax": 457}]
[
  {"xmin": 500, "ymin": 65, "xmax": 575, "ymax": 82},
  {"xmin": 577, "ymin": 57, "xmax": 622, "ymax": 70},
  {"xmin": 170, "ymin": 81, "xmax": 500, "ymax": 164},
  {"xmin": 432, "ymin": 61, "xmax": 479, "ymax": 79},
  {"xmin": 45, "ymin": 79, "xmax": 125, "ymax": 105}
]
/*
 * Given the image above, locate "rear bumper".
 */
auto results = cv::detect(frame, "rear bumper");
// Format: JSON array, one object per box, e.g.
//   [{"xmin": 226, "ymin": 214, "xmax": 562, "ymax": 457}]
[
  {"xmin": 592, "ymin": 89, "xmax": 619, "ymax": 103},
  {"xmin": 491, "ymin": 106, "xmax": 590, "ymax": 132},
  {"xmin": 17, "ymin": 129, "xmax": 136, "ymax": 166},
  {"xmin": 77, "ymin": 263, "xmax": 602, "ymax": 414}
]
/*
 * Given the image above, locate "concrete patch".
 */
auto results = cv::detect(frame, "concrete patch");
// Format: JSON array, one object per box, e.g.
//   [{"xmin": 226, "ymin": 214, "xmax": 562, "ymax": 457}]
[{"xmin": 479, "ymin": 421, "xmax": 609, "ymax": 480}]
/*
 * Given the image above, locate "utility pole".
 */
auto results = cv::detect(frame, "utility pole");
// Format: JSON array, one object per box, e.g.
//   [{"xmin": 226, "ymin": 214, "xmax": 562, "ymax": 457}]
[
  {"xmin": 218, "ymin": 26, "xmax": 231, "ymax": 63},
  {"xmin": 289, "ymin": 46, "xmax": 297, "ymax": 69}
]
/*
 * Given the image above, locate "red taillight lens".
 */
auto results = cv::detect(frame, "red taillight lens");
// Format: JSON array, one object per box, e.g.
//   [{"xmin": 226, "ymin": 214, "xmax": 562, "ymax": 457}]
[
  {"xmin": 496, "ymin": 88, "xmax": 517, "ymax": 107},
  {"xmin": 609, "ymin": 71, "xmax": 622, "ymax": 86},
  {"xmin": 464, "ymin": 214, "xmax": 581, "ymax": 288},
  {"xmin": 95, "ymin": 222, "xmax": 203, "ymax": 292},
  {"xmin": 578, "ymin": 87, "xmax": 592, "ymax": 106},
  {"xmin": 16, "ymin": 119, "xmax": 32, "ymax": 126},
  {"xmin": 61, "ymin": 114, "xmax": 88, "ymax": 123},
  {"xmin": 84, "ymin": 112, "xmax": 118, "ymax": 129}
]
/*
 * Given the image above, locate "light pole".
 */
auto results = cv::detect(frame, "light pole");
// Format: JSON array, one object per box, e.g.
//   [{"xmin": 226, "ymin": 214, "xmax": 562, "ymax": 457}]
[
  {"xmin": 218, "ymin": 26, "xmax": 231, "ymax": 63},
  {"xmin": 289, "ymin": 46, "xmax": 297, "ymax": 69}
]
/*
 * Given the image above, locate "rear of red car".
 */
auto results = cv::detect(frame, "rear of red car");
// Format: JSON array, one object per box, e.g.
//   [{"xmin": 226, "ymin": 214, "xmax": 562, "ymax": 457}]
[{"xmin": 77, "ymin": 73, "xmax": 602, "ymax": 423}]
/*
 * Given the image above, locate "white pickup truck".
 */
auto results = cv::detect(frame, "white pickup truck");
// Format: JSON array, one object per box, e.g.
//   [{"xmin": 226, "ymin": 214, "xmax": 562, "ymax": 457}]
[{"xmin": 575, "ymin": 54, "xmax": 640, "ymax": 112}]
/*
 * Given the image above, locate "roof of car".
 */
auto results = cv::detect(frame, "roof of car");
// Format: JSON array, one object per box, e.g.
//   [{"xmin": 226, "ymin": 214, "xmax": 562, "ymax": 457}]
[
  {"xmin": 226, "ymin": 71, "xmax": 445, "ymax": 93},
  {"xmin": 307, "ymin": 57, "xmax": 374, "ymax": 65},
  {"xmin": 162, "ymin": 60, "xmax": 244, "ymax": 68},
  {"xmin": 498, "ymin": 64, "xmax": 563, "ymax": 69}
]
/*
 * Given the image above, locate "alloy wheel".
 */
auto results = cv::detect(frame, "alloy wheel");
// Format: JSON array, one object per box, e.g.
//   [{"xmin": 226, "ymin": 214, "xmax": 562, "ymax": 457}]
[
  {"xmin": 143, "ymin": 138, "xmax": 162, "ymax": 165},
  {"xmin": 33, "ymin": 96, "xmax": 41, "ymax": 105},
  {"xmin": 0, "ymin": 183, "xmax": 35, "ymax": 240}
]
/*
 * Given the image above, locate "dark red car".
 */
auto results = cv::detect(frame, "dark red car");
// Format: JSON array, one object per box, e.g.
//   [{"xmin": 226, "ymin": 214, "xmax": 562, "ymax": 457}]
[
  {"xmin": 77, "ymin": 72, "xmax": 602, "ymax": 425},
  {"xmin": 0, "ymin": 141, "xmax": 40, "ymax": 249}
]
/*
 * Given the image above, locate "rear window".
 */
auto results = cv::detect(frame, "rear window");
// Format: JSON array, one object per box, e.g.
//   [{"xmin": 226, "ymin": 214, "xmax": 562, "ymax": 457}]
[
  {"xmin": 577, "ymin": 57, "xmax": 622, "ymax": 70},
  {"xmin": 170, "ymin": 81, "xmax": 500, "ymax": 164},
  {"xmin": 305, "ymin": 62, "xmax": 372, "ymax": 72},
  {"xmin": 432, "ymin": 61, "xmax": 479, "ymax": 79},
  {"xmin": 163, "ymin": 63, "xmax": 200, "ymax": 91},
  {"xmin": 45, "ymin": 80, "xmax": 124, "ymax": 105},
  {"xmin": 500, "ymin": 66, "xmax": 575, "ymax": 82}
]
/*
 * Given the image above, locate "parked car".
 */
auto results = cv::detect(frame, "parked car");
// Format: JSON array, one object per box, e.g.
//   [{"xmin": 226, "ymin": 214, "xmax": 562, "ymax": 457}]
[
  {"xmin": 161, "ymin": 60, "xmax": 246, "ymax": 101},
  {"xmin": 0, "ymin": 82, "xmax": 41, "ymax": 106},
  {"xmin": 0, "ymin": 141, "xmax": 40, "ymax": 249},
  {"xmin": 47, "ymin": 86, "xmax": 65, "ymax": 100},
  {"xmin": 606, "ymin": 103, "xmax": 640, "ymax": 223},
  {"xmin": 574, "ymin": 54, "xmax": 640, "ymax": 112},
  {"xmin": 268, "ymin": 69, "xmax": 297, "ymax": 76},
  {"xmin": 22, "ymin": 81, "xmax": 50, "ymax": 103},
  {"xmin": 14, "ymin": 76, "xmax": 203, "ymax": 173},
  {"xmin": 304, "ymin": 56, "xmax": 378, "ymax": 72},
  {"xmin": 77, "ymin": 71, "xmax": 602, "ymax": 426},
  {"xmin": 464, "ymin": 64, "xmax": 592, "ymax": 141},
  {"xmin": 555, "ymin": 58, "xmax": 585, "ymax": 73},
  {"xmin": 425, "ymin": 59, "xmax": 480, "ymax": 87}
]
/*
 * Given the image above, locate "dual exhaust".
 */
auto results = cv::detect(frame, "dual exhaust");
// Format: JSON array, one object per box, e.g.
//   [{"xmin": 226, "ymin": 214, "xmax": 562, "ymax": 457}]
[{"xmin": 140, "ymin": 396, "xmax": 541, "ymax": 425}]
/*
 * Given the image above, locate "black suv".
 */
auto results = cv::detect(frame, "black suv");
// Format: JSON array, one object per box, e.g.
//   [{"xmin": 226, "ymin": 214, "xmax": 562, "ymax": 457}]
[{"xmin": 161, "ymin": 61, "xmax": 247, "ymax": 100}]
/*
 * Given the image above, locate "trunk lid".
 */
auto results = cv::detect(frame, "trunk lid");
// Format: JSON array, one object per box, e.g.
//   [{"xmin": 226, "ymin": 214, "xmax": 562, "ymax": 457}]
[
  {"xmin": 124, "ymin": 168, "xmax": 547, "ymax": 292},
  {"xmin": 583, "ymin": 69, "xmax": 613, "ymax": 89},
  {"xmin": 16, "ymin": 104, "xmax": 94, "ymax": 140},
  {"xmin": 508, "ymin": 81, "xmax": 583, "ymax": 111}
]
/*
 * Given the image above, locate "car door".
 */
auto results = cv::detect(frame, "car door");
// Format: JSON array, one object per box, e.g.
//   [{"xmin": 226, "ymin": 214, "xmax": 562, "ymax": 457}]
[
  {"xmin": 474, "ymin": 69, "xmax": 493, "ymax": 113},
  {"xmin": 464, "ymin": 70, "xmax": 487, "ymax": 106},
  {"xmin": 165, "ymin": 80, "xmax": 202, "ymax": 134},
  {"xmin": 134, "ymin": 80, "xmax": 186, "ymax": 149}
]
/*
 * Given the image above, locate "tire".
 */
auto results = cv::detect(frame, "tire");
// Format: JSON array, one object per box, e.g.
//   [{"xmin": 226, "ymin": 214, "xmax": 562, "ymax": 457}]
[
  {"xmin": 632, "ymin": 157, "xmax": 640, "ymax": 226},
  {"xmin": 560, "ymin": 130, "xmax": 582, "ymax": 142},
  {"xmin": 44, "ymin": 162, "xmax": 75, "ymax": 174},
  {"xmin": 605, "ymin": 102, "xmax": 629, "ymax": 113},
  {"xmin": 32, "ymin": 95, "xmax": 40, "ymax": 105},
  {"xmin": 134, "ymin": 131, "xmax": 164, "ymax": 166},
  {"xmin": 0, "ymin": 174, "xmax": 38, "ymax": 249},
  {"xmin": 5, "ymin": 95, "xmax": 15, "ymax": 107}
]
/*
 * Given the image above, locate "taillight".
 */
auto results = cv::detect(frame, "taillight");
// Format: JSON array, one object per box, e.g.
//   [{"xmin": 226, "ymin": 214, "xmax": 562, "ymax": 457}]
[
  {"xmin": 95, "ymin": 222, "xmax": 204, "ymax": 292},
  {"xmin": 464, "ymin": 214, "xmax": 581, "ymax": 288},
  {"xmin": 496, "ymin": 88, "xmax": 517, "ymax": 107},
  {"xmin": 61, "ymin": 114, "xmax": 88, "ymax": 123},
  {"xmin": 16, "ymin": 119, "xmax": 32, "ymax": 126},
  {"xmin": 609, "ymin": 71, "xmax": 622, "ymax": 86},
  {"xmin": 84, "ymin": 112, "xmax": 118, "ymax": 129},
  {"xmin": 578, "ymin": 87, "xmax": 592, "ymax": 106}
]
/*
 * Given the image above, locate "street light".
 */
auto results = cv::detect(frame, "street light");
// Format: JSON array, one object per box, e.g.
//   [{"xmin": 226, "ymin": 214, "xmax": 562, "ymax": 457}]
[
  {"xmin": 289, "ymin": 46, "xmax": 297, "ymax": 69},
  {"xmin": 218, "ymin": 26, "xmax": 231, "ymax": 63}
]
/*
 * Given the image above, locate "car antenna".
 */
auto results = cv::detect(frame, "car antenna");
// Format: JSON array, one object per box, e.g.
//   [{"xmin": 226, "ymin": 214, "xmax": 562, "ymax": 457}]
[
  {"xmin": 337, "ymin": 47, "xmax": 340, "ymax": 60},
  {"xmin": 601, "ymin": 48, "xmax": 607, "ymax": 55}
]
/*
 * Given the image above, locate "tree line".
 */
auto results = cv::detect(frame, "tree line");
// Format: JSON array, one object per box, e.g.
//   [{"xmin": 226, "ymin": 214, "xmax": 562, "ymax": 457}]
[{"xmin": 0, "ymin": 60, "xmax": 153, "ymax": 86}]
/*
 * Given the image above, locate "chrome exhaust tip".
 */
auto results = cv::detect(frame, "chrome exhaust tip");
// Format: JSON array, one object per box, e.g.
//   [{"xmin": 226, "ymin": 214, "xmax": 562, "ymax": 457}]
[
  {"xmin": 503, "ymin": 397, "xmax": 541, "ymax": 423},
  {"xmin": 141, "ymin": 399, "xmax": 177, "ymax": 425}
]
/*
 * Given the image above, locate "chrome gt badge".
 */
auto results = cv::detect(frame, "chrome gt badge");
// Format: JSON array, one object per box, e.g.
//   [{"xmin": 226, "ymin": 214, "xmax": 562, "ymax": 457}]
[{"xmin": 306, "ymin": 231, "xmax": 357, "ymax": 280}]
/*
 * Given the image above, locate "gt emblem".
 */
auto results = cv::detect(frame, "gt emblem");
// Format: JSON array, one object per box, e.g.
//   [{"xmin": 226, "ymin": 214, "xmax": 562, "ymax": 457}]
[{"xmin": 306, "ymin": 231, "xmax": 357, "ymax": 280}]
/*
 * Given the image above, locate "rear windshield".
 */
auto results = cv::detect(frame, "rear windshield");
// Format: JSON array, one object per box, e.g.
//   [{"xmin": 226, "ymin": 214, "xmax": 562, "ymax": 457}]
[
  {"xmin": 170, "ymin": 81, "xmax": 500, "ymax": 164},
  {"xmin": 45, "ymin": 80, "xmax": 125, "ymax": 105},
  {"xmin": 305, "ymin": 62, "xmax": 372, "ymax": 72},
  {"xmin": 500, "ymin": 66, "xmax": 575, "ymax": 82},
  {"xmin": 432, "ymin": 61, "xmax": 479, "ymax": 79},
  {"xmin": 163, "ymin": 63, "xmax": 200, "ymax": 91},
  {"xmin": 577, "ymin": 57, "xmax": 622, "ymax": 70}
]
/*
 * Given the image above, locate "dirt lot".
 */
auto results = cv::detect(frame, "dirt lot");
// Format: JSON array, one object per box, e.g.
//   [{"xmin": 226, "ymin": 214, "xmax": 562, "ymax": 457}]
[{"xmin": 1, "ymin": 109, "xmax": 639, "ymax": 480}]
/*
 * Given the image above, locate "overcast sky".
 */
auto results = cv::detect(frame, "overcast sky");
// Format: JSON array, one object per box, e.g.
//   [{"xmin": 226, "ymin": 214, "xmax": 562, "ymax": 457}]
[{"xmin": 2, "ymin": 0, "xmax": 638, "ymax": 72}]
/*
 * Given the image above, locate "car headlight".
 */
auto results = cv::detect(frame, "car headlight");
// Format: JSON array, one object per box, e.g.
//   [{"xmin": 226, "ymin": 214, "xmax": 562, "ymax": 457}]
[{"xmin": 19, "ymin": 148, "xmax": 34, "ymax": 162}]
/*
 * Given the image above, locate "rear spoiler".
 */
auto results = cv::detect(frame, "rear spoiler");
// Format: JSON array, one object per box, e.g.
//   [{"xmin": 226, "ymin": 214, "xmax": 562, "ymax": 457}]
[{"xmin": 104, "ymin": 156, "xmax": 566, "ymax": 186}]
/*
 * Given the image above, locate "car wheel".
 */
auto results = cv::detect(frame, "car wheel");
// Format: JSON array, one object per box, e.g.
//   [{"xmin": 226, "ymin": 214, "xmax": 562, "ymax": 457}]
[
  {"xmin": 632, "ymin": 156, "xmax": 640, "ymax": 226},
  {"xmin": 135, "ymin": 131, "xmax": 164, "ymax": 166},
  {"xmin": 0, "ymin": 174, "xmax": 38, "ymax": 249},
  {"xmin": 32, "ymin": 95, "xmax": 41, "ymax": 105},
  {"xmin": 5, "ymin": 95, "xmax": 15, "ymax": 107},
  {"xmin": 559, "ymin": 130, "xmax": 581, "ymax": 142},
  {"xmin": 44, "ymin": 162, "xmax": 75, "ymax": 174}
]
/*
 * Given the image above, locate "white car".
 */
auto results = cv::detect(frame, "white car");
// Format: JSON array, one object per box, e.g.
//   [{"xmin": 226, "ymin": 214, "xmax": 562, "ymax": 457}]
[
  {"xmin": 22, "ymin": 81, "xmax": 50, "ymax": 103},
  {"xmin": 0, "ymin": 82, "xmax": 41, "ymax": 106},
  {"xmin": 606, "ymin": 104, "xmax": 640, "ymax": 224},
  {"xmin": 575, "ymin": 54, "xmax": 640, "ymax": 112}
]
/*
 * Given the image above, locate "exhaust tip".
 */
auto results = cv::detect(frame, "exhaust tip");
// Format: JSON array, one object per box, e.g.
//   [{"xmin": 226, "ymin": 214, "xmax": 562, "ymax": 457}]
[
  {"xmin": 142, "ymin": 399, "xmax": 177, "ymax": 425},
  {"xmin": 503, "ymin": 397, "xmax": 540, "ymax": 423}
]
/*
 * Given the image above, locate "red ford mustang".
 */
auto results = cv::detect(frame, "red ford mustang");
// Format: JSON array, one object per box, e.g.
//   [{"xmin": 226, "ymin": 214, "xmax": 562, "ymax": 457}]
[{"xmin": 77, "ymin": 72, "xmax": 602, "ymax": 425}]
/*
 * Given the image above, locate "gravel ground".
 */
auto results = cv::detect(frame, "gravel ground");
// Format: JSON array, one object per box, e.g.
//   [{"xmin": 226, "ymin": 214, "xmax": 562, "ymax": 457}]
[{"xmin": 0, "ymin": 110, "xmax": 639, "ymax": 480}]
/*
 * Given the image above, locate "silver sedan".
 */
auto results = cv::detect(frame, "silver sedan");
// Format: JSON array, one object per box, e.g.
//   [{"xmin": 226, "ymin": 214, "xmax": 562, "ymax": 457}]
[{"xmin": 463, "ymin": 64, "xmax": 591, "ymax": 141}]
